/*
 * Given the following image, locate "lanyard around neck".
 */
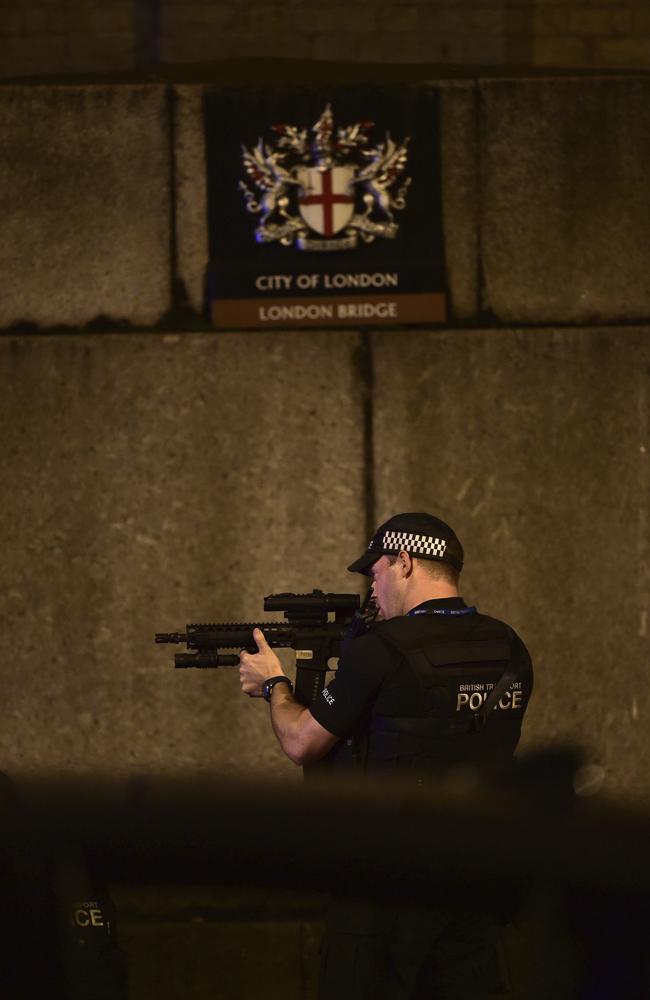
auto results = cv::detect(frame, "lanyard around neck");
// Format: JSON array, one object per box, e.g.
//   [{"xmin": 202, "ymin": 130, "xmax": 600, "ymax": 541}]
[{"xmin": 408, "ymin": 606, "xmax": 477, "ymax": 617}]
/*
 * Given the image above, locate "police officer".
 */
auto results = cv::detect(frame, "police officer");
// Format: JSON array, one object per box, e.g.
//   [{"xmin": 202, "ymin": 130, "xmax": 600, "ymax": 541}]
[{"xmin": 239, "ymin": 512, "xmax": 533, "ymax": 998}]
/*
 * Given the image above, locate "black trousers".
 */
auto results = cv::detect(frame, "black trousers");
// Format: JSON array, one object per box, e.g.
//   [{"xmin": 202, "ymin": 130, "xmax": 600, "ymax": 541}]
[{"xmin": 319, "ymin": 897, "xmax": 498, "ymax": 1000}]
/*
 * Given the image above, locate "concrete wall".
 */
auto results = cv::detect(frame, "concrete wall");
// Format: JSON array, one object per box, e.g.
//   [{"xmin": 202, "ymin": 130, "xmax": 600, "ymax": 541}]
[
  {"xmin": 0, "ymin": 85, "xmax": 171, "ymax": 328},
  {"xmin": 3, "ymin": 76, "xmax": 650, "ymax": 330},
  {"xmin": 479, "ymin": 77, "xmax": 650, "ymax": 324},
  {"xmin": 372, "ymin": 327, "xmax": 650, "ymax": 802},
  {"xmin": 0, "ymin": 331, "xmax": 366, "ymax": 779},
  {"xmin": 1, "ymin": 0, "xmax": 134, "ymax": 77},
  {"xmin": 114, "ymin": 885, "xmax": 323, "ymax": 1000},
  {"xmin": 2, "ymin": 0, "xmax": 650, "ymax": 77},
  {"xmin": 0, "ymin": 76, "xmax": 649, "ymax": 806},
  {"xmin": 1, "ymin": 327, "xmax": 648, "ymax": 804}
]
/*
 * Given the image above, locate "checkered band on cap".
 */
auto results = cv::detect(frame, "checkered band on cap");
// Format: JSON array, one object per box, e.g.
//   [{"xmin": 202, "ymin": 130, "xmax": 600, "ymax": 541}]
[{"xmin": 382, "ymin": 530, "xmax": 447, "ymax": 559}]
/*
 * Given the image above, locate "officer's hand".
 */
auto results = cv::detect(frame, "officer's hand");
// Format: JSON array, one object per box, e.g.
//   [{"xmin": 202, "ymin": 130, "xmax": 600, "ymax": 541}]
[{"xmin": 239, "ymin": 628, "xmax": 285, "ymax": 698}]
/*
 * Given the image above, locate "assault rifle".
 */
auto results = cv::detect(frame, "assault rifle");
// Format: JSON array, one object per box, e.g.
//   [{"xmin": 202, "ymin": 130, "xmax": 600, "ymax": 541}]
[{"xmin": 155, "ymin": 590, "xmax": 363, "ymax": 706}]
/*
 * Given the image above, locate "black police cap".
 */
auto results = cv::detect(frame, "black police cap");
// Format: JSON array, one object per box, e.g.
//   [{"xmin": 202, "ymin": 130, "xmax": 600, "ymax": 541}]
[{"xmin": 347, "ymin": 512, "xmax": 464, "ymax": 575}]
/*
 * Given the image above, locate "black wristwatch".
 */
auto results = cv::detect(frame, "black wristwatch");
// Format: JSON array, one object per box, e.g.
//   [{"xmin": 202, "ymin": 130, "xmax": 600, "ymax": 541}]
[{"xmin": 262, "ymin": 675, "xmax": 294, "ymax": 702}]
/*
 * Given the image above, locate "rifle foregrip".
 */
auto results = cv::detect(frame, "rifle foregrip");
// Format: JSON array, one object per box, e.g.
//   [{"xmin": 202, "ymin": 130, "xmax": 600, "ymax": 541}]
[{"xmin": 175, "ymin": 654, "xmax": 240, "ymax": 668}]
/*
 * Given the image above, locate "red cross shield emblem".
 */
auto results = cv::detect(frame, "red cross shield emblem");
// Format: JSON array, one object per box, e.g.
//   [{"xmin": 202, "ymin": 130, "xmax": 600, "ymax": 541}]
[{"xmin": 297, "ymin": 166, "xmax": 355, "ymax": 237}]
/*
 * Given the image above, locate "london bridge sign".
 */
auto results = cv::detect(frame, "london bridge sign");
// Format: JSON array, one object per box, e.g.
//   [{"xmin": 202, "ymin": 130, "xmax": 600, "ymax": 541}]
[{"xmin": 204, "ymin": 87, "xmax": 446, "ymax": 328}]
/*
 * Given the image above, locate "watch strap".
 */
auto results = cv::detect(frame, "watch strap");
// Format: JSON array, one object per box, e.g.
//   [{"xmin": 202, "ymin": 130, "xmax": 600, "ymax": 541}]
[{"xmin": 262, "ymin": 675, "xmax": 293, "ymax": 702}]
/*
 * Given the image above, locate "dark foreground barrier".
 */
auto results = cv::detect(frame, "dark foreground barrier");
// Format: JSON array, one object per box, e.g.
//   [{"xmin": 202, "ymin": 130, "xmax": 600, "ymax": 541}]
[{"xmin": 0, "ymin": 751, "xmax": 648, "ymax": 997}]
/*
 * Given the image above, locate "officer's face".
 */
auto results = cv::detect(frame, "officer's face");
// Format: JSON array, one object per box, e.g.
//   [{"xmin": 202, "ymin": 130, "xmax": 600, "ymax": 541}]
[{"xmin": 369, "ymin": 556, "xmax": 404, "ymax": 620}]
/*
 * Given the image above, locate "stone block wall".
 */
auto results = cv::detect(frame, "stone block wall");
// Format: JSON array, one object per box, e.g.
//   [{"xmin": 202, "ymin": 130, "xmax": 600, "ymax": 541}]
[
  {"xmin": 0, "ymin": 76, "xmax": 649, "ymax": 806},
  {"xmin": 3, "ymin": 77, "xmax": 650, "ymax": 330},
  {"xmin": 372, "ymin": 327, "xmax": 650, "ymax": 801},
  {"xmin": 0, "ymin": 85, "xmax": 171, "ymax": 328},
  {"xmin": 1, "ymin": 0, "xmax": 650, "ymax": 79},
  {"xmin": 478, "ymin": 76, "xmax": 650, "ymax": 324},
  {"xmin": 1, "ymin": 327, "xmax": 649, "ymax": 802},
  {"xmin": 1, "ymin": 62, "xmax": 648, "ymax": 1000},
  {"xmin": 0, "ymin": 331, "xmax": 366, "ymax": 779},
  {"xmin": 159, "ymin": 0, "xmax": 509, "ymax": 66},
  {"xmin": 524, "ymin": 0, "xmax": 650, "ymax": 70},
  {"xmin": 0, "ymin": 0, "xmax": 135, "ymax": 77},
  {"xmin": 114, "ymin": 886, "xmax": 323, "ymax": 1000},
  {"xmin": 160, "ymin": 0, "xmax": 650, "ymax": 70}
]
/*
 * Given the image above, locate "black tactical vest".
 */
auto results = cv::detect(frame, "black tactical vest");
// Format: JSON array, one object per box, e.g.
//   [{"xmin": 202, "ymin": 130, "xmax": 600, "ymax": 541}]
[{"xmin": 361, "ymin": 611, "xmax": 532, "ymax": 772}]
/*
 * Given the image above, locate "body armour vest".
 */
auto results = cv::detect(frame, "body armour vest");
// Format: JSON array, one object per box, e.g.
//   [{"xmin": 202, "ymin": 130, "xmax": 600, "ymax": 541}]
[{"xmin": 361, "ymin": 611, "xmax": 533, "ymax": 772}]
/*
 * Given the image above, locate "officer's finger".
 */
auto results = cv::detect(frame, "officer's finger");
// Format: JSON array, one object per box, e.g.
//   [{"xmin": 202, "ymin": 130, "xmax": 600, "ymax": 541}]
[
  {"xmin": 253, "ymin": 627, "xmax": 268, "ymax": 650},
  {"xmin": 239, "ymin": 670, "xmax": 254, "ymax": 693}
]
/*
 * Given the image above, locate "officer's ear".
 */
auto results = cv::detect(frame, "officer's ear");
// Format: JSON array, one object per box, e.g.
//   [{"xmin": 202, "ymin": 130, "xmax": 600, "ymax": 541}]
[{"xmin": 398, "ymin": 551, "xmax": 414, "ymax": 577}]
